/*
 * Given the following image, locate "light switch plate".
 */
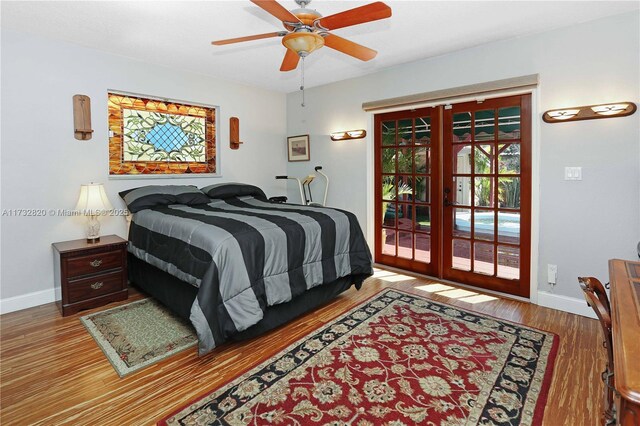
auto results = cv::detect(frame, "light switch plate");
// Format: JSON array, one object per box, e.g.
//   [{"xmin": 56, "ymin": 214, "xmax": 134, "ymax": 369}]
[{"xmin": 564, "ymin": 166, "xmax": 582, "ymax": 180}]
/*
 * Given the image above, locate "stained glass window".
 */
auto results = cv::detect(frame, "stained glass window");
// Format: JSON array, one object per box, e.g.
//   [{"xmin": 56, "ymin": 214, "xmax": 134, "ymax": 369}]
[{"xmin": 108, "ymin": 93, "xmax": 217, "ymax": 175}]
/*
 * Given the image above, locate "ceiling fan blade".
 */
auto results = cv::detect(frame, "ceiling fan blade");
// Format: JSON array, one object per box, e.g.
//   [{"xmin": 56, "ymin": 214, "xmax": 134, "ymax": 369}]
[
  {"xmin": 211, "ymin": 31, "xmax": 285, "ymax": 46},
  {"xmin": 323, "ymin": 34, "xmax": 377, "ymax": 61},
  {"xmin": 315, "ymin": 2, "xmax": 391, "ymax": 31},
  {"xmin": 280, "ymin": 48, "xmax": 300, "ymax": 72},
  {"xmin": 251, "ymin": 0, "xmax": 302, "ymax": 24}
]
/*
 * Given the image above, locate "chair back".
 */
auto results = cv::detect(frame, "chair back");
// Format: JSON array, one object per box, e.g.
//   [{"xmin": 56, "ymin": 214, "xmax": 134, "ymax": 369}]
[
  {"xmin": 578, "ymin": 276, "xmax": 611, "ymax": 333},
  {"xmin": 578, "ymin": 276, "xmax": 616, "ymax": 425}
]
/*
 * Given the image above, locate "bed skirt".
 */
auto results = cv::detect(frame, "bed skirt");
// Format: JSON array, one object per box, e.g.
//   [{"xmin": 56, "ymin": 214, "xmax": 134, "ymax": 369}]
[{"xmin": 128, "ymin": 254, "xmax": 362, "ymax": 342}]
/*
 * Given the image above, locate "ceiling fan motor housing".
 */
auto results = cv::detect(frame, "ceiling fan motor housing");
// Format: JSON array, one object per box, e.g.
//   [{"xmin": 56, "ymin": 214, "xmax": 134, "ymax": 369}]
[{"xmin": 284, "ymin": 8, "xmax": 322, "ymax": 30}]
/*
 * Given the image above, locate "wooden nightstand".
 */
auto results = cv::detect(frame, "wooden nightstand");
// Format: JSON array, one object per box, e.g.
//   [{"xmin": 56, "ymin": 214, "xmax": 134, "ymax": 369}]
[{"xmin": 52, "ymin": 235, "xmax": 128, "ymax": 316}]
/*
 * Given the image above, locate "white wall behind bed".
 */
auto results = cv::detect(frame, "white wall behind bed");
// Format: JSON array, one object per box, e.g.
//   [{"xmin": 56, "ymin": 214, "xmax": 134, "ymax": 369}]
[{"xmin": 0, "ymin": 29, "xmax": 287, "ymax": 313}]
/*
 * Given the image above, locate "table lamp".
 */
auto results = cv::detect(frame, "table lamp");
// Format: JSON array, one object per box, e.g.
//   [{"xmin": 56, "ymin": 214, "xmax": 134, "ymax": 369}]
[{"xmin": 75, "ymin": 183, "xmax": 113, "ymax": 243}]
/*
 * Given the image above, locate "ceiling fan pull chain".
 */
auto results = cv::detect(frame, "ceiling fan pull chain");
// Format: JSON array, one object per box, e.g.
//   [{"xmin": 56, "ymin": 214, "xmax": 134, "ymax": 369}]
[{"xmin": 300, "ymin": 56, "xmax": 306, "ymax": 107}]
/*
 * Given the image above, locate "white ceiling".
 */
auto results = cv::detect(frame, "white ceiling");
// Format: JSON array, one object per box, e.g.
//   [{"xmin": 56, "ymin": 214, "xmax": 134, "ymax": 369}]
[{"xmin": 2, "ymin": 1, "xmax": 638, "ymax": 93}]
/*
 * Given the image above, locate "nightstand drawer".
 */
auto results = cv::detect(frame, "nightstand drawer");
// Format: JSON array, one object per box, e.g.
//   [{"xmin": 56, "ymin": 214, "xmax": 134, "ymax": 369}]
[
  {"xmin": 66, "ymin": 250, "xmax": 122, "ymax": 277},
  {"xmin": 53, "ymin": 235, "xmax": 129, "ymax": 316},
  {"xmin": 67, "ymin": 271, "xmax": 124, "ymax": 303}
]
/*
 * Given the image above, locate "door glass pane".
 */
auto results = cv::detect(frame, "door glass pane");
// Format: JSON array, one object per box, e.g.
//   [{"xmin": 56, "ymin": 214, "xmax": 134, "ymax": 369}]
[
  {"xmin": 398, "ymin": 231, "xmax": 413, "ymax": 259},
  {"xmin": 415, "ymin": 117, "xmax": 431, "ymax": 144},
  {"xmin": 415, "ymin": 176, "xmax": 430, "ymax": 203},
  {"xmin": 452, "ymin": 239, "xmax": 471, "ymax": 271},
  {"xmin": 474, "ymin": 242, "xmax": 494, "ymax": 275},
  {"xmin": 415, "ymin": 147, "xmax": 429, "ymax": 174},
  {"xmin": 382, "ymin": 148, "xmax": 396, "ymax": 173},
  {"xmin": 474, "ymin": 177, "xmax": 493, "ymax": 207},
  {"xmin": 397, "ymin": 148, "xmax": 413, "ymax": 174},
  {"xmin": 453, "ymin": 208, "xmax": 471, "ymax": 238},
  {"xmin": 474, "ymin": 209, "xmax": 495, "ymax": 241},
  {"xmin": 474, "ymin": 110, "xmax": 495, "ymax": 141},
  {"xmin": 498, "ymin": 211, "xmax": 520, "ymax": 244},
  {"xmin": 498, "ymin": 107, "xmax": 520, "ymax": 140},
  {"xmin": 415, "ymin": 234, "xmax": 431, "ymax": 263},
  {"xmin": 382, "ymin": 176, "xmax": 396, "ymax": 201},
  {"xmin": 497, "ymin": 245, "xmax": 520, "ymax": 279},
  {"xmin": 453, "ymin": 112, "xmax": 472, "ymax": 142},
  {"xmin": 454, "ymin": 145, "xmax": 472, "ymax": 173},
  {"xmin": 397, "ymin": 204, "xmax": 413, "ymax": 230},
  {"xmin": 415, "ymin": 205, "xmax": 431, "ymax": 233},
  {"xmin": 382, "ymin": 121, "xmax": 396, "ymax": 145},
  {"xmin": 382, "ymin": 229, "xmax": 396, "ymax": 256},
  {"xmin": 498, "ymin": 177, "xmax": 520, "ymax": 208},
  {"xmin": 397, "ymin": 176, "xmax": 413, "ymax": 202},
  {"xmin": 382, "ymin": 201, "xmax": 396, "ymax": 227},
  {"xmin": 398, "ymin": 119, "xmax": 413, "ymax": 145},
  {"xmin": 454, "ymin": 177, "xmax": 471, "ymax": 206},
  {"xmin": 474, "ymin": 145, "xmax": 493, "ymax": 174},
  {"xmin": 498, "ymin": 144, "xmax": 520, "ymax": 174}
]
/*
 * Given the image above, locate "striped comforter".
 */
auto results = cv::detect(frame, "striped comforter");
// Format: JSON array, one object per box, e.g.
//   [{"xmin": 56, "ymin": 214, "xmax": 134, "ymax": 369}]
[{"xmin": 128, "ymin": 196, "xmax": 373, "ymax": 354}]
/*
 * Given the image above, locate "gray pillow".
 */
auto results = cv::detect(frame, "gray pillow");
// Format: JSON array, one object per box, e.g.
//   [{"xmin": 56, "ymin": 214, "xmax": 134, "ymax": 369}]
[
  {"xmin": 119, "ymin": 185, "xmax": 210, "ymax": 213},
  {"xmin": 201, "ymin": 183, "xmax": 267, "ymax": 200}
]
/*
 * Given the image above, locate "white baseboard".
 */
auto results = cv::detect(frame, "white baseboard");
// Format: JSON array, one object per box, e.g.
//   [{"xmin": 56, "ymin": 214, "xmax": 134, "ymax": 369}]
[
  {"xmin": 537, "ymin": 291, "xmax": 596, "ymax": 319},
  {"xmin": 0, "ymin": 287, "xmax": 61, "ymax": 315},
  {"xmin": 0, "ymin": 285, "xmax": 597, "ymax": 320}
]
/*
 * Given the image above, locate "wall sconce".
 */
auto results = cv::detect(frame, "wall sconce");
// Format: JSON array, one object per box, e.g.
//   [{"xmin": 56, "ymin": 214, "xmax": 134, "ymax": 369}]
[
  {"xmin": 229, "ymin": 117, "xmax": 243, "ymax": 150},
  {"xmin": 543, "ymin": 102, "xmax": 636, "ymax": 123},
  {"xmin": 72, "ymin": 94, "xmax": 94, "ymax": 140},
  {"xmin": 330, "ymin": 129, "xmax": 367, "ymax": 141}
]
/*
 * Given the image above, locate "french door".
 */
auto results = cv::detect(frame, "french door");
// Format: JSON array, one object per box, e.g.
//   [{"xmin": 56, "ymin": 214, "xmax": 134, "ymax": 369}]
[
  {"xmin": 374, "ymin": 108, "xmax": 441, "ymax": 277},
  {"xmin": 374, "ymin": 94, "xmax": 531, "ymax": 298}
]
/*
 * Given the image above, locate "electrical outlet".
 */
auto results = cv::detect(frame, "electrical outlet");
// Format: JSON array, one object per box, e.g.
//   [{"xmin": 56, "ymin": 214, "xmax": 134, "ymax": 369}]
[{"xmin": 547, "ymin": 264, "xmax": 558, "ymax": 284}]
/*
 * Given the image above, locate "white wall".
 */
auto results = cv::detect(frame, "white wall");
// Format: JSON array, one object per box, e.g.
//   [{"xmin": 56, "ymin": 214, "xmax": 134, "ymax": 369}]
[
  {"xmin": 286, "ymin": 12, "xmax": 640, "ymax": 303},
  {"xmin": 0, "ymin": 30, "xmax": 287, "ymax": 311}
]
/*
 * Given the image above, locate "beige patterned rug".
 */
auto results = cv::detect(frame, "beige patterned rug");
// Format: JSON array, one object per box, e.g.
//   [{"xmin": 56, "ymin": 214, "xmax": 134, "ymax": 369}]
[{"xmin": 81, "ymin": 298, "xmax": 197, "ymax": 377}]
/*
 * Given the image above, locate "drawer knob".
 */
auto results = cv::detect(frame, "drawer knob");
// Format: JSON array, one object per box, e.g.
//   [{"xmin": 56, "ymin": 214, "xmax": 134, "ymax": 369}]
[
  {"xmin": 90, "ymin": 259, "xmax": 103, "ymax": 267},
  {"xmin": 90, "ymin": 281, "xmax": 104, "ymax": 290}
]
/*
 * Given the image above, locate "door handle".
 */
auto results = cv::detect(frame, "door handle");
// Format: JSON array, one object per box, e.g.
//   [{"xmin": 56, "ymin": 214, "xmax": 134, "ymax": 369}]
[{"xmin": 444, "ymin": 188, "xmax": 457, "ymax": 207}]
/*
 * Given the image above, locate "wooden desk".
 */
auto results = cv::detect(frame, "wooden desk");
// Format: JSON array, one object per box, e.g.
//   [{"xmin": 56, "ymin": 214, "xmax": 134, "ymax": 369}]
[{"xmin": 609, "ymin": 259, "xmax": 640, "ymax": 426}]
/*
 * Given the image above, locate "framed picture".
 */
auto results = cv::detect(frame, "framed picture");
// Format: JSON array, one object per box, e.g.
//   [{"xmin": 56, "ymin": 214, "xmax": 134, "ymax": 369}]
[{"xmin": 287, "ymin": 134, "xmax": 310, "ymax": 162}]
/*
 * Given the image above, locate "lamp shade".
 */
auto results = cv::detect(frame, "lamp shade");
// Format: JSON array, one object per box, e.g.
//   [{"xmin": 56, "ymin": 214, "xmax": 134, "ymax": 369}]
[
  {"xmin": 282, "ymin": 32, "xmax": 324, "ymax": 56},
  {"xmin": 590, "ymin": 103, "xmax": 631, "ymax": 116},
  {"xmin": 75, "ymin": 183, "xmax": 113, "ymax": 215}
]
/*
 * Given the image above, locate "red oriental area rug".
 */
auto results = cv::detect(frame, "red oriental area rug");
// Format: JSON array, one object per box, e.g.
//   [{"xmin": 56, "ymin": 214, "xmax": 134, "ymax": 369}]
[{"xmin": 160, "ymin": 290, "xmax": 558, "ymax": 426}]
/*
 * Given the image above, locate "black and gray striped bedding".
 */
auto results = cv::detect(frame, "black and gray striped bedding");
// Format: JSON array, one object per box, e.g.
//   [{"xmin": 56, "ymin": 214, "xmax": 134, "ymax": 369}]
[{"xmin": 128, "ymin": 196, "xmax": 373, "ymax": 355}]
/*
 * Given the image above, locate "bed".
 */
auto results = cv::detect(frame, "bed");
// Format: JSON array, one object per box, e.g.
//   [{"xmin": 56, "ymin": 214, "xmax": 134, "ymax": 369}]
[{"xmin": 122, "ymin": 184, "xmax": 373, "ymax": 355}]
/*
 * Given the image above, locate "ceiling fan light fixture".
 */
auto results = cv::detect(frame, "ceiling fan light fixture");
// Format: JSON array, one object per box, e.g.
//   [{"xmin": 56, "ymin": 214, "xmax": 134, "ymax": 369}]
[{"xmin": 282, "ymin": 32, "xmax": 324, "ymax": 56}]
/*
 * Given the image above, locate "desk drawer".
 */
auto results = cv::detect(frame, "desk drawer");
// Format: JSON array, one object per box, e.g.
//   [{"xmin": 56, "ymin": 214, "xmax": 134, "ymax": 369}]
[
  {"xmin": 66, "ymin": 250, "xmax": 122, "ymax": 277},
  {"xmin": 67, "ymin": 270, "xmax": 123, "ymax": 303}
]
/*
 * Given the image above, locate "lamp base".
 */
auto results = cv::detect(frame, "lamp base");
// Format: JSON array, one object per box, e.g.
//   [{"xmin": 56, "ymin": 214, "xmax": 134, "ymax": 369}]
[{"xmin": 86, "ymin": 215, "xmax": 101, "ymax": 244}]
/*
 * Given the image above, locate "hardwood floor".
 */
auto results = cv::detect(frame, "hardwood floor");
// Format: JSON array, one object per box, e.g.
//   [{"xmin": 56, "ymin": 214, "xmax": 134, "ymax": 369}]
[{"xmin": 1, "ymin": 270, "xmax": 604, "ymax": 425}]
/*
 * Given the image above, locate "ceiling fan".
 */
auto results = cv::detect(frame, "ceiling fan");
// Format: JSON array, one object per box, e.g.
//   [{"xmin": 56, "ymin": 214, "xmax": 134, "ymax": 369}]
[{"xmin": 212, "ymin": 0, "xmax": 392, "ymax": 72}]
